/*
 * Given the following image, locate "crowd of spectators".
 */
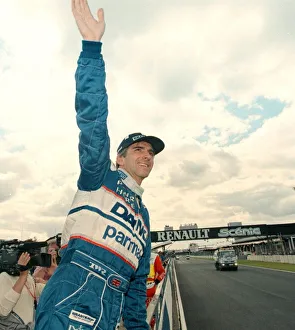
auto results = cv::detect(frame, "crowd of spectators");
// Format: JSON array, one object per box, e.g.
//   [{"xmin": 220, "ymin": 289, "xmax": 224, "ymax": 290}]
[{"xmin": 0, "ymin": 240, "xmax": 58, "ymax": 329}]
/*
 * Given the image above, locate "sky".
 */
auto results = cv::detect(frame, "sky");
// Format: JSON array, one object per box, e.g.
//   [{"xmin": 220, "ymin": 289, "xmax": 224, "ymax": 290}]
[{"xmin": 0, "ymin": 0, "xmax": 295, "ymax": 249}]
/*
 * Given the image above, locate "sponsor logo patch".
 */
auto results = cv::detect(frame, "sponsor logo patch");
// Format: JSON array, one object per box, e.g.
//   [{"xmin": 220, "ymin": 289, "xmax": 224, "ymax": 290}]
[
  {"xmin": 110, "ymin": 202, "xmax": 147, "ymax": 240},
  {"xmin": 102, "ymin": 224, "xmax": 143, "ymax": 259},
  {"xmin": 89, "ymin": 262, "xmax": 107, "ymax": 276},
  {"xmin": 119, "ymin": 171, "xmax": 127, "ymax": 180},
  {"xmin": 132, "ymin": 134, "xmax": 144, "ymax": 141},
  {"xmin": 69, "ymin": 310, "xmax": 96, "ymax": 326},
  {"xmin": 111, "ymin": 278, "xmax": 122, "ymax": 288}
]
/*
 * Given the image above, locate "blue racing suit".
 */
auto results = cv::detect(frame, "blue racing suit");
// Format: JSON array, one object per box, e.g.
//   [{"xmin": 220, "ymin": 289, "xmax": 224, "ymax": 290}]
[{"xmin": 35, "ymin": 41, "xmax": 151, "ymax": 330}]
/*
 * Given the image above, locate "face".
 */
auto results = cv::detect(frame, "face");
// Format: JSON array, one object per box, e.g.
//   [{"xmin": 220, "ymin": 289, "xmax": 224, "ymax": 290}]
[
  {"xmin": 116, "ymin": 141, "xmax": 155, "ymax": 185},
  {"xmin": 48, "ymin": 243, "xmax": 58, "ymax": 256}
]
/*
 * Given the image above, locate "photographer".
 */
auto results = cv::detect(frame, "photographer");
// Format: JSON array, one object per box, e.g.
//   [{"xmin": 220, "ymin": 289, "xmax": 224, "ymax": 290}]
[
  {"xmin": 33, "ymin": 243, "xmax": 59, "ymax": 283},
  {"xmin": 0, "ymin": 252, "xmax": 45, "ymax": 329}
]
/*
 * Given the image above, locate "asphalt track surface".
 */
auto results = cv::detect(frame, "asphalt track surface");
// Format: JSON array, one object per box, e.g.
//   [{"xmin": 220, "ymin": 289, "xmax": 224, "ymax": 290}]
[{"xmin": 175, "ymin": 257, "xmax": 295, "ymax": 330}]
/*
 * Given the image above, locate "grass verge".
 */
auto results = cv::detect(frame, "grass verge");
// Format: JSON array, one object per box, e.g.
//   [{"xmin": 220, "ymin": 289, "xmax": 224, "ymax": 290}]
[{"xmin": 238, "ymin": 259, "xmax": 295, "ymax": 272}]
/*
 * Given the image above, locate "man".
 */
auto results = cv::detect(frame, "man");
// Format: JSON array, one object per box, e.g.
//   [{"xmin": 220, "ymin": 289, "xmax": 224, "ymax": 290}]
[
  {"xmin": 35, "ymin": 1, "xmax": 164, "ymax": 330},
  {"xmin": 157, "ymin": 251, "xmax": 167, "ymax": 266},
  {"xmin": 146, "ymin": 252, "xmax": 165, "ymax": 307}
]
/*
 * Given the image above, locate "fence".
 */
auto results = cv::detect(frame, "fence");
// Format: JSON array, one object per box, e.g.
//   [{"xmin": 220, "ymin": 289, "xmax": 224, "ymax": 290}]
[
  {"xmin": 147, "ymin": 259, "xmax": 187, "ymax": 330},
  {"xmin": 119, "ymin": 258, "xmax": 187, "ymax": 330}
]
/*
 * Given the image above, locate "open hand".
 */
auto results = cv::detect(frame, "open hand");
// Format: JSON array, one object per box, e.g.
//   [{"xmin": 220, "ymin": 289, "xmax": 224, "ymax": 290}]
[
  {"xmin": 17, "ymin": 252, "xmax": 30, "ymax": 276},
  {"xmin": 18, "ymin": 252, "xmax": 30, "ymax": 266},
  {"xmin": 72, "ymin": 0, "xmax": 105, "ymax": 41}
]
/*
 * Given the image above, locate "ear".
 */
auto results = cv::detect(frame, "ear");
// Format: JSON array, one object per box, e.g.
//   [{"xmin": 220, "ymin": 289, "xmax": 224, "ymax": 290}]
[{"xmin": 116, "ymin": 154, "xmax": 124, "ymax": 167}]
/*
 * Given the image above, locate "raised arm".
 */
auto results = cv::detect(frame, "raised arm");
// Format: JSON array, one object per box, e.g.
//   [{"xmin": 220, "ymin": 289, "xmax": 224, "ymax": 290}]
[
  {"xmin": 72, "ymin": 0, "xmax": 110, "ymax": 191},
  {"xmin": 0, "ymin": 253, "xmax": 30, "ymax": 317}
]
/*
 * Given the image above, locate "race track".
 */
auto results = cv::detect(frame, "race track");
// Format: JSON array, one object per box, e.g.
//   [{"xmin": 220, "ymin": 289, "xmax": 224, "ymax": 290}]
[{"xmin": 175, "ymin": 257, "xmax": 295, "ymax": 330}]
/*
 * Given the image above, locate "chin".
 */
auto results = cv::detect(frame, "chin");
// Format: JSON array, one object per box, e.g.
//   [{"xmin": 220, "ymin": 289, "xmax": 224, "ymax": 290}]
[{"xmin": 139, "ymin": 171, "xmax": 151, "ymax": 179}]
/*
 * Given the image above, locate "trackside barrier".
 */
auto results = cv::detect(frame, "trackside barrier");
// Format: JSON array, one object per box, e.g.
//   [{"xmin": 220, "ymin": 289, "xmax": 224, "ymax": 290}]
[
  {"xmin": 193, "ymin": 254, "xmax": 295, "ymax": 264},
  {"xmin": 119, "ymin": 259, "xmax": 187, "ymax": 330},
  {"xmin": 248, "ymin": 254, "xmax": 295, "ymax": 264},
  {"xmin": 172, "ymin": 260, "xmax": 187, "ymax": 330},
  {"xmin": 146, "ymin": 260, "xmax": 172, "ymax": 329},
  {"xmin": 147, "ymin": 259, "xmax": 187, "ymax": 330}
]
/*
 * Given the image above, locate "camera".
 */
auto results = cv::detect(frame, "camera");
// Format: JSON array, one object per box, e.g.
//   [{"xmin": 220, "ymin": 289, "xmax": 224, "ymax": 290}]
[
  {"xmin": 0, "ymin": 239, "xmax": 52, "ymax": 276},
  {"xmin": 46, "ymin": 233, "xmax": 62, "ymax": 265}
]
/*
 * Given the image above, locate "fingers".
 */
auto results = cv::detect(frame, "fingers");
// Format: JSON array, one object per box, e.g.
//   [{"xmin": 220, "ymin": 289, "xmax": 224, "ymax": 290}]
[
  {"xmin": 72, "ymin": 0, "xmax": 82, "ymax": 14},
  {"xmin": 48, "ymin": 248, "xmax": 57, "ymax": 256},
  {"xmin": 72, "ymin": 0, "xmax": 105, "ymax": 40},
  {"xmin": 72, "ymin": 0, "xmax": 103, "ymax": 21},
  {"xmin": 97, "ymin": 8, "xmax": 104, "ymax": 23},
  {"xmin": 72, "ymin": 0, "xmax": 77, "ymax": 15},
  {"xmin": 72, "ymin": 0, "xmax": 92, "ymax": 16},
  {"xmin": 18, "ymin": 252, "xmax": 31, "ymax": 266},
  {"xmin": 51, "ymin": 254, "xmax": 57, "ymax": 266},
  {"xmin": 81, "ymin": 0, "xmax": 92, "ymax": 16}
]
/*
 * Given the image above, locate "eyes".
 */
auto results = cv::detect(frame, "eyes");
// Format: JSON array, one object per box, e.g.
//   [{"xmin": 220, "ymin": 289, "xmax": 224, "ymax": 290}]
[{"xmin": 133, "ymin": 147, "xmax": 155, "ymax": 157}]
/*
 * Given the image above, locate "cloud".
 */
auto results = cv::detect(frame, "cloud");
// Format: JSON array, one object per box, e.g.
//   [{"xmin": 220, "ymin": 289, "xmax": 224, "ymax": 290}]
[
  {"xmin": 216, "ymin": 183, "xmax": 295, "ymax": 218},
  {"xmin": 167, "ymin": 146, "xmax": 240, "ymax": 189},
  {"xmin": 0, "ymin": 153, "xmax": 30, "ymax": 177},
  {"xmin": 0, "ymin": 0, "xmax": 294, "ymax": 244},
  {"xmin": 170, "ymin": 94, "xmax": 288, "ymax": 147},
  {"xmin": 0, "ymin": 173, "xmax": 19, "ymax": 202},
  {"xmin": 41, "ymin": 187, "xmax": 76, "ymax": 217},
  {"xmin": 0, "ymin": 152, "xmax": 31, "ymax": 203}
]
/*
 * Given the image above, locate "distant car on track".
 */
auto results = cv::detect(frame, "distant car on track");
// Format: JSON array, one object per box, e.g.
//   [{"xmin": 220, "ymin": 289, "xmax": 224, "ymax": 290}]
[{"xmin": 214, "ymin": 249, "xmax": 238, "ymax": 271}]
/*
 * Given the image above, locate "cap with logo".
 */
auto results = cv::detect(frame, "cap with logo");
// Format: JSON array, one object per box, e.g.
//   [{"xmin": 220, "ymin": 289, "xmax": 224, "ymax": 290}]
[{"xmin": 117, "ymin": 133, "xmax": 165, "ymax": 155}]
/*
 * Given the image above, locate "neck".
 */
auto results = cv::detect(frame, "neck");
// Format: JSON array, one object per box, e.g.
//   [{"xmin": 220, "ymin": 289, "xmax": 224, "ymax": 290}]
[
  {"xmin": 118, "ymin": 167, "xmax": 143, "ymax": 185},
  {"xmin": 117, "ymin": 168, "xmax": 144, "ymax": 197},
  {"xmin": 133, "ymin": 176, "xmax": 143, "ymax": 185}
]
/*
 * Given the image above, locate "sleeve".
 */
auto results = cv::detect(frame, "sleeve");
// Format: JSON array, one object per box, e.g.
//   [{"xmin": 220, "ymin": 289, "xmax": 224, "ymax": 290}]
[
  {"xmin": 75, "ymin": 41, "xmax": 110, "ymax": 191},
  {"xmin": 154, "ymin": 255, "xmax": 165, "ymax": 282},
  {"xmin": 123, "ymin": 234, "xmax": 151, "ymax": 330},
  {"xmin": 0, "ymin": 273, "xmax": 20, "ymax": 317}
]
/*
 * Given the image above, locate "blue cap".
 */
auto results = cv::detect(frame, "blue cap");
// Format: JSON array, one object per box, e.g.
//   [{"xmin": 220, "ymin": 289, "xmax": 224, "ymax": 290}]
[{"xmin": 117, "ymin": 133, "xmax": 165, "ymax": 155}]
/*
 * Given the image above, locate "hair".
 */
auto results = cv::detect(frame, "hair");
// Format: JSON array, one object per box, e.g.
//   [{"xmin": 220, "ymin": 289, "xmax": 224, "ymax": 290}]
[{"xmin": 116, "ymin": 147, "xmax": 128, "ymax": 169}]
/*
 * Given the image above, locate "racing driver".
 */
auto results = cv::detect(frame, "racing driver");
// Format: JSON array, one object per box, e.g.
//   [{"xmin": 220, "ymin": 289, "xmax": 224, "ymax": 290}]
[{"xmin": 35, "ymin": 1, "xmax": 165, "ymax": 330}]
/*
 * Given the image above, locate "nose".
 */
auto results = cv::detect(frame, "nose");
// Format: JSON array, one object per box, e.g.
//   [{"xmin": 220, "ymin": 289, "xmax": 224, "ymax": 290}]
[{"xmin": 143, "ymin": 150, "xmax": 152, "ymax": 160}]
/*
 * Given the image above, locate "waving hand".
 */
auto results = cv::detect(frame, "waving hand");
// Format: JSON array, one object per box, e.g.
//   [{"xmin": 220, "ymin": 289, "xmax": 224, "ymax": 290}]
[{"xmin": 72, "ymin": 0, "xmax": 105, "ymax": 41}]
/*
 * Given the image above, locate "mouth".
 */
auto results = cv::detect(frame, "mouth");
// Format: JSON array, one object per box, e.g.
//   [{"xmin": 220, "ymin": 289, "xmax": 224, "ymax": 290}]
[{"xmin": 138, "ymin": 163, "xmax": 149, "ymax": 168}]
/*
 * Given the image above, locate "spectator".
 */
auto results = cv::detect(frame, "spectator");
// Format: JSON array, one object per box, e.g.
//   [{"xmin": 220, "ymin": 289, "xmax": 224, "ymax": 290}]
[
  {"xmin": 146, "ymin": 252, "xmax": 166, "ymax": 307},
  {"xmin": 33, "ymin": 243, "xmax": 58, "ymax": 283},
  {"xmin": 146, "ymin": 252, "xmax": 165, "ymax": 329},
  {"xmin": 158, "ymin": 251, "xmax": 168, "ymax": 267},
  {"xmin": 0, "ymin": 252, "xmax": 45, "ymax": 329}
]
